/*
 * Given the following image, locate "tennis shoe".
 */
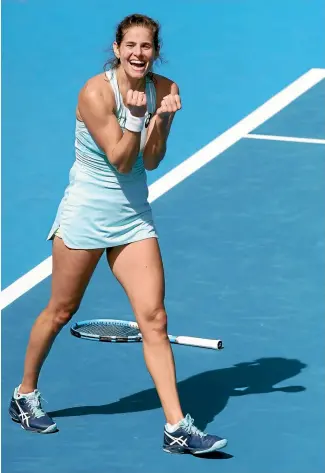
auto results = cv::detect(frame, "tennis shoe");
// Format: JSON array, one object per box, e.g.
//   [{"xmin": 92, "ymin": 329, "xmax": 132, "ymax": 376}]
[
  {"xmin": 163, "ymin": 414, "xmax": 227, "ymax": 454},
  {"xmin": 9, "ymin": 386, "xmax": 57, "ymax": 433}
]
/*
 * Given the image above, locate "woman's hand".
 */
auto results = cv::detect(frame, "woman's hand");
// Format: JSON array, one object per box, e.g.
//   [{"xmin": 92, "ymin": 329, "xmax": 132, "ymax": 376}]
[{"xmin": 156, "ymin": 94, "xmax": 182, "ymax": 119}]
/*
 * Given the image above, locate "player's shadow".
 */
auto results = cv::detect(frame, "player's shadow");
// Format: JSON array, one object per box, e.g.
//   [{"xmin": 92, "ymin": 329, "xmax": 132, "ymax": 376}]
[{"xmin": 50, "ymin": 356, "xmax": 306, "ymax": 433}]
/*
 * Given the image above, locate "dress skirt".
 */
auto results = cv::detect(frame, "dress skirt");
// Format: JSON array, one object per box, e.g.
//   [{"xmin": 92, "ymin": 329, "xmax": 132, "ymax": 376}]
[{"xmin": 47, "ymin": 161, "xmax": 158, "ymax": 249}]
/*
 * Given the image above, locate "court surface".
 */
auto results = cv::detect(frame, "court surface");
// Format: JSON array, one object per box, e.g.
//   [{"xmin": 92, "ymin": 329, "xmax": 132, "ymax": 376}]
[{"xmin": 2, "ymin": 1, "xmax": 325, "ymax": 472}]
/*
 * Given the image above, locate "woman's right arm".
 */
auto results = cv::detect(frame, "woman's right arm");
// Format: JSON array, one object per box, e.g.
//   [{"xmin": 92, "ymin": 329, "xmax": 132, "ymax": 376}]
[{"xmin": 78, "ymin": 79, "xmax": 144, "ymax": 174}]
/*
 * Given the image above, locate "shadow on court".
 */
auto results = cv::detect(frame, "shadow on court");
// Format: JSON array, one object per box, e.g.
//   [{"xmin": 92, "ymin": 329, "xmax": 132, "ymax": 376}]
[{"xmin": 50, "ymin": 357, "xmax": 306, "ymax": 433}]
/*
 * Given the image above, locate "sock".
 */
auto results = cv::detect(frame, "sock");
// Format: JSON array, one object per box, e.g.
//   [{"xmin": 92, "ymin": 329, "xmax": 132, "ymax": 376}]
[
  {"xmin": 15, "ymin": 385, "xmax": 36, "ymax": 398},
  {"xmin": 165, "ymin": 417, "xmax": 185, "ymax": 433}
]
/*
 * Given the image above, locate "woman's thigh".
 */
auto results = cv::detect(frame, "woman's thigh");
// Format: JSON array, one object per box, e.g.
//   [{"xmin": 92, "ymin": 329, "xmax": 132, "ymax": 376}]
[
  {"xmin": 106, "ymin": 238, "xmax": 165, "ymax": 324},
  {"xmin": 48, "ymin": 237, "xmax": 104, "ymax": 312}
]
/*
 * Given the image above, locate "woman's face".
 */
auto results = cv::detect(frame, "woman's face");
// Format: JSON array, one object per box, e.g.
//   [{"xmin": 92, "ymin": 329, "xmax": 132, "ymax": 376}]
[{"xmin": 114, "ymin": 26, "xmax": 157, "ymax": 79}]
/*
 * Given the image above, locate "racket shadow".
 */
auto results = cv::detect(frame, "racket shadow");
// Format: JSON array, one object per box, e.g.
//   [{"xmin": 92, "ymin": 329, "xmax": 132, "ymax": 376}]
[{"xmin": 49, "ymin": 356, "xmax": 306, "ymax": 430}]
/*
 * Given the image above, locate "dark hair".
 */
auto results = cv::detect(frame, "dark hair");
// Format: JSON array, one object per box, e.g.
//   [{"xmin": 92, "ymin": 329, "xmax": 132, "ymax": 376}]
[{"xmin": 104, "ymin": 14, "xmax": 162, "ymax": 79}]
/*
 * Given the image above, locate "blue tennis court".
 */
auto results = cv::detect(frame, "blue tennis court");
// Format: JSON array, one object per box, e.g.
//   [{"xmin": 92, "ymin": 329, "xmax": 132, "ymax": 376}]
[{"xmin": 2, "ymin": 1, "xmax": 325, "ymax": 472}]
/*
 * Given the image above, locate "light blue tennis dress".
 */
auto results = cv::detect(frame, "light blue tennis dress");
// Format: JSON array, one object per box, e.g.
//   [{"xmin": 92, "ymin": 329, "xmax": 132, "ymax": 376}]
[{"xmin": 47, "ymin": 69, "xmax": 158, "ymax": 249}]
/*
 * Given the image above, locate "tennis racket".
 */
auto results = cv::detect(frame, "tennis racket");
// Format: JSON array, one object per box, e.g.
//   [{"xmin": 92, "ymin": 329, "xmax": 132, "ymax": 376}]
[{"xmin": 70, "ymin": 319, "xmax": 223, "ymax": 350}]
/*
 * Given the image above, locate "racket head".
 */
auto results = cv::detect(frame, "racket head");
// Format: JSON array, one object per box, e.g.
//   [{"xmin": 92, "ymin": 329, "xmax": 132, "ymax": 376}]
[{"xmin": 70, "ymin": 319, "xmax": 142, "ymax": 343}]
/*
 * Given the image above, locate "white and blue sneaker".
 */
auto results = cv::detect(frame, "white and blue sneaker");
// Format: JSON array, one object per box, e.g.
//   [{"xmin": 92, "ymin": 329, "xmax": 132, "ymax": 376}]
[
  {"xmin": 9, "ymin": 386, "xmax": 57, "ymax": 434},
  {"xmin": 163, "ymin": 414, "xmax": 227, "ymax": 455}
]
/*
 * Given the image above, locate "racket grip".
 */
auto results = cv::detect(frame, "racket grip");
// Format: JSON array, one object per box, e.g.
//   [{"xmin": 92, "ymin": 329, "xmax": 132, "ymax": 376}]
[{"xmin": 172, "ymin": 336, "xmax": 223, "ymax": 350}]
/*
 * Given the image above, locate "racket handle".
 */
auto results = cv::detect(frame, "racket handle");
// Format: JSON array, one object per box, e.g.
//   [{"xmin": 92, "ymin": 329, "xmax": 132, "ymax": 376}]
[{"xmin": 170, "ymin": 335, "xmax": 223, "ymax": 350}]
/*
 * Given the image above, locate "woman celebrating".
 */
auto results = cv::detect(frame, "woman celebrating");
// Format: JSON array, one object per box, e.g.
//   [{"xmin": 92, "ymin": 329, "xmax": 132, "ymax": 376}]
[{"xmin": 9, "ymin": 14, "xmax": 227, "ymax": 455}]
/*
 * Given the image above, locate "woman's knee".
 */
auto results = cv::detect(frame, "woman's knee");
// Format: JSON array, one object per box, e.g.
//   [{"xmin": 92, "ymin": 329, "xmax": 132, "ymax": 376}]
[
  {"xmin": 46, "ymin": 299, "xmax": 80, "ymax": 331},
  {"xmin": 139, "ymin": 307, "xmax": 168, "ymax": 340}
]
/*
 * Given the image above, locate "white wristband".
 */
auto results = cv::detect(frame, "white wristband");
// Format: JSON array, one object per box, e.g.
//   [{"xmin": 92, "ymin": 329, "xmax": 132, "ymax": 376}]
[{"xmin": 125, "ymin": 108, "xmax": 145, "ymax": 133}]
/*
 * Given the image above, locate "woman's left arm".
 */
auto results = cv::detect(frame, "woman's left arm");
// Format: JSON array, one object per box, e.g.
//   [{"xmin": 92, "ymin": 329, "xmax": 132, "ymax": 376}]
[{"xmin": 143, "ymin": 80, "xmax": 181, "ymax": 171}]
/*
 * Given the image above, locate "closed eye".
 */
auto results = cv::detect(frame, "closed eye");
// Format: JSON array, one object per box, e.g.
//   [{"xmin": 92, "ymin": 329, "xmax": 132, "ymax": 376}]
[{"xmin": 125, "ymin": 42, "xmax": 152, "ymax": 49}]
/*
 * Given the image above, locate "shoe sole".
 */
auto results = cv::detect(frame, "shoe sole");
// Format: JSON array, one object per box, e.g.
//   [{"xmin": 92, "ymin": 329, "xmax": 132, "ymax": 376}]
[
  {"xmin": 192, "ymin": 438, "xmax": 228, "ymax": 454},
  {"xmin": 10, "ymin": 412, "xmax": 58, "ymax": 434},
  {"xmin": 163, "ymin": 438, "xmax": 228, "ymax": 455}
]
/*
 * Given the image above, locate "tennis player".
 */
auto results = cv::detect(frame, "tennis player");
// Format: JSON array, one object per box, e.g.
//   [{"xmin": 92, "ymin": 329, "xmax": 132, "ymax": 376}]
[{"xmin": 9, "ymin": 14, "xmax": 227, "ymax": 454}]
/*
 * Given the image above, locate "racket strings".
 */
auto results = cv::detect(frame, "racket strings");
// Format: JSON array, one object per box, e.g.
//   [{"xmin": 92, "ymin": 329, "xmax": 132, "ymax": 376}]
[{"xmin": 75, "ymin": 322, "xmax": 140, "ymax": 338}]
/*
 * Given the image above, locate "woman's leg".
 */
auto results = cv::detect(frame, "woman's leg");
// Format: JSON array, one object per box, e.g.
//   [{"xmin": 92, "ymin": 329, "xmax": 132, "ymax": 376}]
[
  {"xmin": 19, "ymin": 237, "xmax": 104, "ymax": 394},
  {"xmin": 107, "ymin": 238, "xmax": 184, "ymax": 425}
]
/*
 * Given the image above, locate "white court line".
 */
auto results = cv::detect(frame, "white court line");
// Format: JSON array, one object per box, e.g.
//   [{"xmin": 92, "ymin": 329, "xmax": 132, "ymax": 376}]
[
  {"xmin": 246, "ymin": 133, "xmax": 325, "ymax": 145},
  {"xmin": 1, "ymin": 67, "xmax": 325, "ymax": 310}
]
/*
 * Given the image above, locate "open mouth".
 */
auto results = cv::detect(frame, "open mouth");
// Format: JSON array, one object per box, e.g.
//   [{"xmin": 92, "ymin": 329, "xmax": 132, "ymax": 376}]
[{"xmin": 129, "ymin": 60, "xmax": 146, "ymax": 71}]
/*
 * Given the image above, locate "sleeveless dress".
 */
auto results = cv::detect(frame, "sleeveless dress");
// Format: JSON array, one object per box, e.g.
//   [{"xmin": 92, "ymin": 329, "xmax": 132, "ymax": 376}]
[{"xmin": 47, "ymin": 69, "xmax": 158, "ymax": 249}]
